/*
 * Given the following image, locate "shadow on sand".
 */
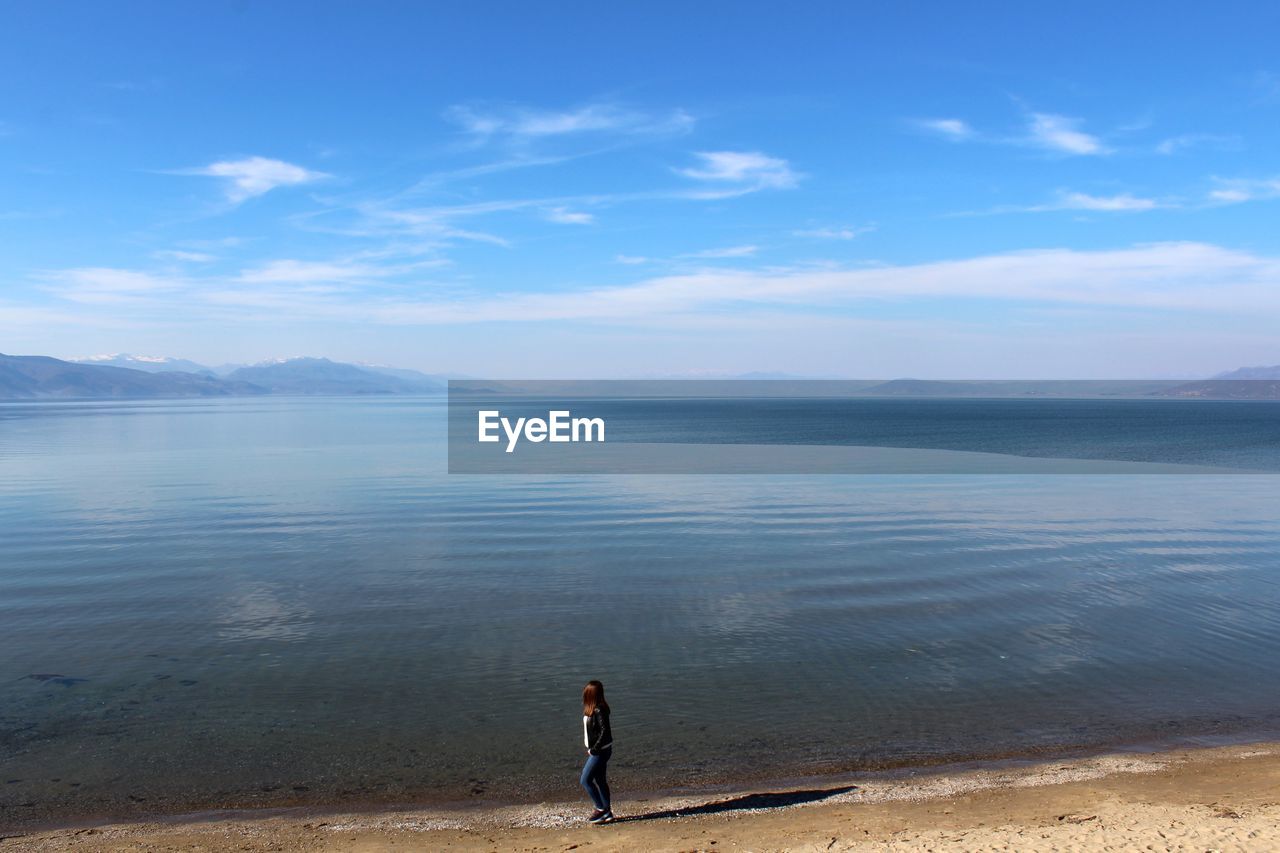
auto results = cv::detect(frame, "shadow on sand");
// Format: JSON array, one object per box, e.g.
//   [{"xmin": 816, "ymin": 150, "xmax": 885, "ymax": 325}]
[{"xmin": 616, "ymin": 784, "xmax": 858, "ymax": 823}]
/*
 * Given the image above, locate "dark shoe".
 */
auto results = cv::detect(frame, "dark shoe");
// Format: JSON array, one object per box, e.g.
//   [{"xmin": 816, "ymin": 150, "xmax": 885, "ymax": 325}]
[
  {"xmin": 596, "ymin": 810, "xmax": 615, "ymax": 824},
  {"xmin": 587, "ymin": 809, "xmax": 607, "ymax": 823}
]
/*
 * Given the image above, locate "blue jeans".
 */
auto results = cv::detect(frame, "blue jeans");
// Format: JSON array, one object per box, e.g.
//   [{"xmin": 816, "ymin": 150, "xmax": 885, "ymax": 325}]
[{"xmin": 580, "ymin": 748, "xmax": 612, "ymax": 811}]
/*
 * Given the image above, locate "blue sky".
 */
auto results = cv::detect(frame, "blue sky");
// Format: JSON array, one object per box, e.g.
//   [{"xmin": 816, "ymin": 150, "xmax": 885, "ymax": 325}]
[{"xmin": 2, "ymin": 1, "xmax": 1278, "ymax": 377}]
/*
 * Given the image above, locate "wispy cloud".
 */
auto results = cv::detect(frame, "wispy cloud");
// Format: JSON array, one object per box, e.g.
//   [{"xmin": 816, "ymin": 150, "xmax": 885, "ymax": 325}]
[
  {"xmin": 1206, "ymin": 176, "xmax": 1280, "ymax": 205},
  {"xmin": 1052, "ymin": 192, "xmax": 1159, "ymax": 211},
  {"xmin": 793, "ymin": 225, "xmax": 876, "ymax": 240},
  {"xmin": 180, "ymin": 237, "xmax": 246, "ymax": 250},
  {"xmin": 544, "ymin": 206, "xmax": 595, "ymax": 225},
  {"xmin": 236, "ymin": 259, "xmax": 391, "ymax": 285},
  {"xmin": 914, "ymin": 111, "xmax": 1109, "ymax": 156},
  {"xmin": 327, "ymin": 200, "xmax": 520, "ymax": 248},
  {"xmin": 38, "ymin": 267, "xmax": 185, "ymax": 304},
  {"xmin": 677, "ymin": 151, "xmax": 800, "ymax": 197},
  {"xmin": 914, "ymin": 118, "xmax": 974, "ymax": 140},
  {"xmin": 180, "ymin": 156, "xmax": 327, "ymax": 203},
  {"xmin": 681, "ymin": 245, "xmax": 759, "ymax": 259},
  {"xmin": 303, "ymin": 148, "xmax": 801, "ymax": 256},
  {"xmin": 338, "ymin": 242, "xmax": 1280, "ymax": 324},
  {"xmin": 153, "ymin": 249, "xmax": 216, "ymax": 263},
  {"xmin": 615, "ymin": 255, "xmax": 650, "ymax": 265},
  {"xmin": 0, "ymin": 302, "xmax": 112, "ymax": 331},
  {"xmin": 404, "ymin": 154, "xmax": 578, "ymax": 195},
  {"xmin": 1155, "ymin": 133, "xmax": 1238, "ymax": 155},
  {"xmin": 476, "ymin": 243, "xmax": 1272, "ymax": 320},
  {"xmin": 1025, "ymin": 113, "xmax": 1108, "ymax": 155},
  {"xmin": 966, "ymin": 176, "xmax": 1280, "ymax": 216},
  {"xmin": 1208, "ymin": 188, "xmax": 1252, "ymax": 204},
  {"xmin": 679, "ymin": 151, "xmax": 796, "ymax": 185},
  {"xmin": 955, "ymin": 190, "xmax": 1165, "ymax": 217},
  {"xmin": 38, "ymin": 243, "xmax": 1280, "ymax": 326},
  {"xmin": 445, "ymin": 103, "xmax": 694, "ymax": 140}
]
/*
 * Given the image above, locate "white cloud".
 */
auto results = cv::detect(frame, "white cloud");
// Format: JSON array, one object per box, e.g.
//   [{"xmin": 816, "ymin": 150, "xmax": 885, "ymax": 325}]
[
  {"xmin": 184, "ymin": 156, "xmax": 327, "ymax": 203},
  {"xmin": 31, "ymin": 244, "xmax": 1280, "ymax": 333},
  {"xmin": 793, "ymin": 225, "xmax": 876, "ymax": 240},
  {"xmin": 445, "ymin": 103, "xmax": 694, "ymax": 139},
  {"xmin": 915, "ymin": 118, "xmax": 973, "ymax": 140},
  {"xmin": 342, "ymin": 242, "xmax": 1280, "ymax": 325},
  {"xmin": 677, "ymin": 151, "xmax": 799, "ymax": 196},
  {"xmin": 681, "ymin": 245, "xmax": 759, "ymax": 259},
  {"xmin": 1209, "ymin": 188, "xmax": 1253, "ymax": 204},
  {"xmin": 0, "ymin": 302, "xmax": 110, "ymax": 331},
  {"xmin": 1026, "ymin": 113, "xmax": 1107, "ymax": 155},
  {"xmin": 237, "ymin": 259, "xmax": 388, "ymax": 285},
  {"xmin": 1056, "ymin": 192, "xmax": 1159, "ymax": 211},
  {"xmin": 1155, "ymin": 137, "xmax": 1189, "ymax": 155},
  {"xmin": 153, "ymin": 249, "xmax": 216, "ymax": 263},
  {"xmin": 1155, "ymin": 133, "xmax": 1236, "ymax": 155},
  {"xmin": 38, "ymin": 267, "xmax": 184, "ymax": 304},
  {"xmin": 181, "ymin": 237, "xmax": 246, "ymax": 249},
  {"xmin": 615, "ymin": 255, "xmax": 650, "ymax": 265},
  {"xmin": 338, "ymin": 201, "xmax": 517, "ymax": 247},
  {"xmin": 679, "ymin": 151, "xmax": 795, "ymax": 185},
  {"xmin": 912, "ymin": 112, "xmax": 1108, "ymax": 156},
  {"xmin": 960, "ymin": 191, "xmax": 1164, "ymax": 216},
  {"xmin": 1206, "ymin": 177, "xmax": 1280, "ymax": 205},
  {"xmin": 544, "ymin": 206, "xmax": 595, "ymax": 225}
]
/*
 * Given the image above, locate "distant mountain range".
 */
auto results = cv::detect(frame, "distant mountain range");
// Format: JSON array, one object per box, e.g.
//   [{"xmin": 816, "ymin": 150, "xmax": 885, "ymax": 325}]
[
  {"xmin": 5, "ymin": 353, "xmax": 1280, "ymax": 400},
  {"xmin": 0, "ymin": 354, "xmax": 265, "ymax": 399},
  {"xmin": 1152, "ymin": 379, "xmax": 1280, "ymax": 399},
  {"xmin": 0, "ymin": 354, "xmax": 448, "ymax": 399},
  {"xmin": 222, "ymin": 358, "xmax": 446, "ymax": 395},
  {"xmin": 73, "ymin": 353, "xmax": 218, "ymax": 375},
  {"xmin": 864, "ymin": 378, "xmax": 1280, "ymax": 399},
  {"xmin": 1214, "ymin": 365, "xmax": 1280, "ymax": 380}
]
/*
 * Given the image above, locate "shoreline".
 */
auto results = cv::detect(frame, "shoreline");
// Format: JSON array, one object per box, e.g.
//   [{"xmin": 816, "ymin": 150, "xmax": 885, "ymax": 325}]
[
  {"xmin": 8, "ymin": 724, "xmax": 1280, "ymax": 835},
  {"xmin": 8, "ymin": 739, "xmax": 1280, "ymax": 851}
]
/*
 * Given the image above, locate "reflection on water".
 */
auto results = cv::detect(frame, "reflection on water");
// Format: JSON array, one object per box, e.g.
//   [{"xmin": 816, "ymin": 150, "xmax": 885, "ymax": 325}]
[
  {"xmin": 1, "ymin": 397, "xmax": 1279, "ymax": 826},
  {"xmin": 218, "ymin": 582, "xmax": 314, "ymax": 643}
]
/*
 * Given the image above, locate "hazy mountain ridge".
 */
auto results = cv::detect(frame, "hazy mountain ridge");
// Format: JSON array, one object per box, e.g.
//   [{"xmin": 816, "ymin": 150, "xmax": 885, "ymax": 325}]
[
  {"xmin": 860, "ymin": 379, "xmax": 1185, "ymax": 397},
  {"xmin": 72, "ymin": 353, "xmax": 216, "ymax": 376},
  {"xmin": 1155, "ymin": 379, "xmax": 1280, "ymax": 399},
  {"xmin": 6, "ymin": 354, "xmax": 1280, "ymax": 400},
  {"xmin": 354, "ymin": 363, "xmax": 453, "ymax": 385},
  {"xmin": 1214, "ymin": 365, "xmax": 1280, "ymax": 380},
  {"xmin": 225, "ymin": 358, "xmax": 445, "ymax": 395},
  {"xmin": 869, "ymin": 378, "xmax": 1280, "ymax": 399},
  {"xmin": 0, "ymin": 354, "xmax": 447, "ymax": 399},
  {"xmin": 0, "ymin": 354, "xmax": 266, "ymax": 399}
]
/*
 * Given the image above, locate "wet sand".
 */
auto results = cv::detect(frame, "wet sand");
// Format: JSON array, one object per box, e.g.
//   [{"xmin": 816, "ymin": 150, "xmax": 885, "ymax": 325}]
[{"xmin": 7, "ymin": 741, "xmax": 1279, "ymax": 851}]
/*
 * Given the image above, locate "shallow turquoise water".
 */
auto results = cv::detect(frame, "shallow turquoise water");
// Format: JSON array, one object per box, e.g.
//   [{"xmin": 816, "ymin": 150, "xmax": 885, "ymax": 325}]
[{"xmin": 2, "ymin": 397, "xmax": 1279, "ymax": 825}]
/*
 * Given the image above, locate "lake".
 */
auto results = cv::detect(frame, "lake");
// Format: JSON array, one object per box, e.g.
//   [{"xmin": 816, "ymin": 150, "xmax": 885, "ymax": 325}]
[{"xmin": 2, "ymin": 396, "xmax": 1279, "ymax": 827}]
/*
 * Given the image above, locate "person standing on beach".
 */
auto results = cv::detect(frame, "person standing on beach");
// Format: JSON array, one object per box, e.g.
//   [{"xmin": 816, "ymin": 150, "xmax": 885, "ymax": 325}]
[{"xmin": 580, "ymin": 679, "xmax": 614, "ymax": 823}]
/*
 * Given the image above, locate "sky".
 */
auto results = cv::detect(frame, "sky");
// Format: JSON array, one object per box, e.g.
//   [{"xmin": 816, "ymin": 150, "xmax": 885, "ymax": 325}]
[{"xmin": 1, "ymin": 0, "xmax": 1278, "ymax": 378}]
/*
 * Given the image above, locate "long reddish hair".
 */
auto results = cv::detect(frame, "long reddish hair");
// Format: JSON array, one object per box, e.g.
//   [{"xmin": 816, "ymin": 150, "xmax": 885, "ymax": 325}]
[{"xmin": 583, "ymin": 680, "xmax": 609, "ymax": 716}]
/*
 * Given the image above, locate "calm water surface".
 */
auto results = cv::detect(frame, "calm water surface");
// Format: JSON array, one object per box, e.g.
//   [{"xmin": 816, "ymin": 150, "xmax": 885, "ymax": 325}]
[{"xmin": 2, "ymin": 397, "xmax": 1279, "ymax": 826}]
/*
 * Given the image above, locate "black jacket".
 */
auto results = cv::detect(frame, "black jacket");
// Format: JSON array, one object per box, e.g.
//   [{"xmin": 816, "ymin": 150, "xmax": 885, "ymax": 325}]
[{"xmin": 584, "ymin": 707, "xmax": 613, "ymax": 755}]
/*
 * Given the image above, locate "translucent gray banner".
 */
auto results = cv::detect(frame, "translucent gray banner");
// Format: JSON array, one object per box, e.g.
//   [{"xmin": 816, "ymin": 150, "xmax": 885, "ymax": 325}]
[{"xmin": 447, "ymin": 380, "xmax": 1280, "ymax": 474}]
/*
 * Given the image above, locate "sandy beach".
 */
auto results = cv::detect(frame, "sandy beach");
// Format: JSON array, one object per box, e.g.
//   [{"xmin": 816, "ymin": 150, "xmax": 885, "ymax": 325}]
[{"xmin": 6, "ymin": 741, "xmax": 1277, "ymax": 851}]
